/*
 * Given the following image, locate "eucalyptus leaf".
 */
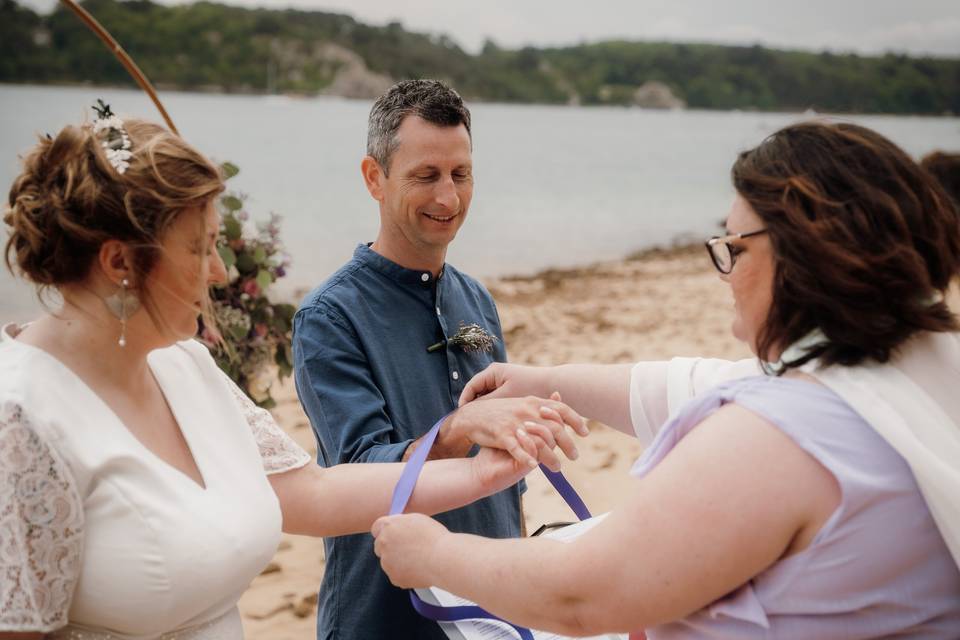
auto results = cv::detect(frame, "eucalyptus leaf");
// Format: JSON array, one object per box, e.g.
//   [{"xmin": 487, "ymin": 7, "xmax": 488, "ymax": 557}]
[
  {"xmin": 256, "ymin": 269, "xmax": 273, "ymax": 290},
  {"xmin": 235, "ymin": 253, "xmax": 257, "ymax": 274},
  {"xmin": 218, "ymin": 245, "xmax": 237, "ymax": 270},
  {"xmin": 229, "ymin": 324, "xmax": 248, "ymax": 342},
  {"xmin": 224, "ymin": 216, "xmax": 242, "ymax": 241},
  {"xmin": 221, "ymin": 195, "xmax": 243, "ymax": 212},
  {"xmin": 221, "ymin": 161, "xmax": 240, "ymax": 179}
]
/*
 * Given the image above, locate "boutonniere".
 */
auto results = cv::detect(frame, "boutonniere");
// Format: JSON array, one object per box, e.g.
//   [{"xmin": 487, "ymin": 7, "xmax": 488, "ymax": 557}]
[{"xmin": 427, "ymin": 323, "xmax": 499, "ymax": 354}]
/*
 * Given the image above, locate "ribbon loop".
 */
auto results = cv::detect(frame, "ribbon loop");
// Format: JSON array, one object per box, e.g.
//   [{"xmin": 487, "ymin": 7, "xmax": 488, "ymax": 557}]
[{"xmin": 388, "ymin": 412, "xmax": 592, "ymax": 639}]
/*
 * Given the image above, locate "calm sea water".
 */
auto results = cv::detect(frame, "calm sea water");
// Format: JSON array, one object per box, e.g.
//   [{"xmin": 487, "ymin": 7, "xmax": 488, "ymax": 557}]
[{"xmin": 2, "ymin": 84, "xmax": 958, "ymax": 323}]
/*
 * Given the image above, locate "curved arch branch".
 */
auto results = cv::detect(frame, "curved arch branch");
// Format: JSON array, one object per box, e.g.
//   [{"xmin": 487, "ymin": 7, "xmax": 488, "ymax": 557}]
[{"xmin": 59, "ymin": 0, "xmax": 179, "ymax": 135}]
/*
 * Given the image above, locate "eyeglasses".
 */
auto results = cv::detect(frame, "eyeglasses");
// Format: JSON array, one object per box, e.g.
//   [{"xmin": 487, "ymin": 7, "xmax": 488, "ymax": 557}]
[{"xmin": 704, "ymin": 229, "xmax": 767, "ymax": 274}]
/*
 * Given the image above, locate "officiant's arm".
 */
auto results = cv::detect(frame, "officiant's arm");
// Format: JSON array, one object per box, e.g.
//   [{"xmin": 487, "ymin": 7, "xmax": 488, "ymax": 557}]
[
  {"xmin": 460, "ymin": 363, "xmax": 636, "ymax": 435},
  {"xmin": 373, "ymin": 403, "xmax": 837, "ymax": 634},
  {"xmin": 461, "ymin": 358, "xmax": 759, "ymax": 444}
]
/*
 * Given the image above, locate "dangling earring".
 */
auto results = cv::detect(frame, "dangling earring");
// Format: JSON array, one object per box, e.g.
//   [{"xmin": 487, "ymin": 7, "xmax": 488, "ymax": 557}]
[{"xmin": 104, "ymin": 277, "xmax": 141, "ymax": 347}]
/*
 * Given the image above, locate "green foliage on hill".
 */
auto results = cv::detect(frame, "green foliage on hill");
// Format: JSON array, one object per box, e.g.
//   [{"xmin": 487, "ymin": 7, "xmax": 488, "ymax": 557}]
[{"xmin": 2, "ymin": 0, "xmax": 958, "ymax": 114}]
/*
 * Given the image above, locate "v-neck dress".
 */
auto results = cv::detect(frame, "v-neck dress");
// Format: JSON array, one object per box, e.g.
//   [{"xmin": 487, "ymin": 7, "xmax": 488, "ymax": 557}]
[{"xmin": 0, "ymin": 324, "xmax": 311, "ymax": 638}]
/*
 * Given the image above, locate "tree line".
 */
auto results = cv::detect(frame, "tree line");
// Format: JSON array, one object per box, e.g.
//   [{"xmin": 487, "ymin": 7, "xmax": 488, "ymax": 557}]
[{"xmin": 2, "ymin": 0, "xmax": 958, "ymax": 114}]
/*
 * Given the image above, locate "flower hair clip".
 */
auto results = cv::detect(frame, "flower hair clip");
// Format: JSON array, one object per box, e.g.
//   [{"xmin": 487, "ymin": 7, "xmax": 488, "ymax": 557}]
[{"xmin": 92, "ymin": 99, "xmax": 132, "ymax": 174}]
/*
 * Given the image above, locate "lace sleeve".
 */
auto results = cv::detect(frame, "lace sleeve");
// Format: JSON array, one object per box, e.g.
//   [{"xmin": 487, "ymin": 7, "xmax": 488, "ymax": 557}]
[
  {"xmin": 219, "ymin": 372, "xmax": 312, "ymax": 475},
  {"xmin": 0, "ymin": 402, "xmax": 84, "ymax": 632}
]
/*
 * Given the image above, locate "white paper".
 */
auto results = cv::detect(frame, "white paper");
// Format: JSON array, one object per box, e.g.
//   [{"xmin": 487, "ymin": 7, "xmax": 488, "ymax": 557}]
[{"xmin": 419, "ymin": 514, "xmax": 626, "ymax": 640}]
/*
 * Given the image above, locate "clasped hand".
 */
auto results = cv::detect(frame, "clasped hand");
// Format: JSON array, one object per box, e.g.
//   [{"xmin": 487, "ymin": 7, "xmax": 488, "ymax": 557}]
[
  {"xmin": 449, "ymin": 392, "xmax": 588, "ymax": 472},
  {"xmin": 375, "ymin": 382, "xmax": 588, "ymax": 589}
]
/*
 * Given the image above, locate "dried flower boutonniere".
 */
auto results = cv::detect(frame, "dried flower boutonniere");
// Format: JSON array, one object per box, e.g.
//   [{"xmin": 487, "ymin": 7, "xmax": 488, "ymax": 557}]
[{"xmin": 427, "ymin": 323, "xmax": 499, "ymax": 354}]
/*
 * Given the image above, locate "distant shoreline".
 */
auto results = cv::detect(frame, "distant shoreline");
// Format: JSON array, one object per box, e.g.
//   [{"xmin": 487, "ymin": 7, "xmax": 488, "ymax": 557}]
[{"xmin": 2, "ymin": 82, "xmax": 955, "ymax": 119}]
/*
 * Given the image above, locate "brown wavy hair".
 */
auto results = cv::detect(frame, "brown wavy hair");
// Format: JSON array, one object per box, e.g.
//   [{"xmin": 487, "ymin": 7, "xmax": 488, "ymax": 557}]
[
  {"xmin": 920, "ymin": 151, "xmax": 960, "ymax": 208},
  {"xmin": 732, "ymin": 121, "xmax": 960, "ymax": 370},
  {"xmin": 4, "ymin": 118, "xmax": 224, "ymax": 327}
]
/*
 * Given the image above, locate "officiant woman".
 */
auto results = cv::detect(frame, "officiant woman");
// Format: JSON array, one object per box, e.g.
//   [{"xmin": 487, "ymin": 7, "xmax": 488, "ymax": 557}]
[{"xmin": 372, "ymin": 121, "xmax": 960, "ymax": 638}]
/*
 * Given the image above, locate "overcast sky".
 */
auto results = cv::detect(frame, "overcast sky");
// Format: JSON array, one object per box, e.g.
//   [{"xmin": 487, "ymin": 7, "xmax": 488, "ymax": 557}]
[{"xmin": 21, "ymin": 0, "xmax": 960, "ymax": 57}]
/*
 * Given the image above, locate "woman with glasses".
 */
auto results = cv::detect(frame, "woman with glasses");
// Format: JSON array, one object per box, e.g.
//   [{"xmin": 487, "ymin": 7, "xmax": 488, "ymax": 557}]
[{"xmin": 372, "ymin": 121, "xmax": 960, "ymax": 638}]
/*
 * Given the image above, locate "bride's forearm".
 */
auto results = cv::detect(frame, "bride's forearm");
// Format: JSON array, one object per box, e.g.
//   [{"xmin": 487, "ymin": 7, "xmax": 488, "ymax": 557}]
[{"xmin": 271, "ymin": 458, "xmax": 487, "ymax": 538}]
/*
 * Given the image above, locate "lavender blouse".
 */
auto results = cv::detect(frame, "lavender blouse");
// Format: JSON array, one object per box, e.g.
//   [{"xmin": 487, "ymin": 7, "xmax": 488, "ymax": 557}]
[{"xmin": 631, "ymin": 375, "xmax": 960, "ymax": 639}]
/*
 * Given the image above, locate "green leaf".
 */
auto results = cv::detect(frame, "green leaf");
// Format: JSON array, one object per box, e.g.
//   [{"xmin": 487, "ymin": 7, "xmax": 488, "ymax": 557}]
[
  {"xmin": 271, "ymin": 312, "xmax": 290, "ymax": 333},
  {"xmin": 221, "ymin": 195, "xmax": 243, "ymax": 212},
  {"xmin": 229, "ymin": 323, "xmax": 248, "ymax": 342},
  {"xmin": 221, "ymin": 161, "xmax": 240, "ymax": 179},
  {"xmin": 275, "ymin": 343, "xmax": 294, "ymax": 378},
  {"xmin": 275, "ymin": 344, "xmax": 289, "ymax": 369},
  {"xmin": 223, "ymin": 216, "xmax": 242, "ymax": 240},
  {"xmin": 218, "ymin": 245, "xmax": 237, "ymax": 270},
  {"xmin": 253, "ymin": 246, "xmax": 266, "ymax": 263},
  {"xmin": 276, "ymin": 303, "xmax": 296, "ymax": 319},
  {"xmin": 256, "ymin": 268, "xmax": 273, "ymax": 290},
  {"xmin": 235, "ymin": 252, "xmax": 257, "ymax": 274}
]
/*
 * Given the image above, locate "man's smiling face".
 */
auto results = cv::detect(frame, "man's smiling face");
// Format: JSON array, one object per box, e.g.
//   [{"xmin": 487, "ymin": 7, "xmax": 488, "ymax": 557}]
[{"xmin": 373, "ymin": 115, "xmax": 474, "ymax": 263}]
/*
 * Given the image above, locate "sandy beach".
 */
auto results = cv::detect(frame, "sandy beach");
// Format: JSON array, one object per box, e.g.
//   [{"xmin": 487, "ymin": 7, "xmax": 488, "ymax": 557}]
[
  {"xmin": 238, "ymin": 244, "xmax": 960, "ymax": 638},
  {"xmin": 237, "ymin": 243, "xmax": 753, "ymax": 638}
]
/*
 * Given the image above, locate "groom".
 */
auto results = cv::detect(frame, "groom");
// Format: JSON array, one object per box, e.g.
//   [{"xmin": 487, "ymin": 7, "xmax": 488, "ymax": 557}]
[{"xmin": 293, "ymin": 79, "xmax": 581, "ymax": 640}]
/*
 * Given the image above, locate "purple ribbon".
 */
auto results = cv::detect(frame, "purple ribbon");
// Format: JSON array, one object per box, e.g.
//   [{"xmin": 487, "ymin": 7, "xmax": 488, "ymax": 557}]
[{"xmin": 388, "ymin": 412, "xmax": 592, "ymax": 639}]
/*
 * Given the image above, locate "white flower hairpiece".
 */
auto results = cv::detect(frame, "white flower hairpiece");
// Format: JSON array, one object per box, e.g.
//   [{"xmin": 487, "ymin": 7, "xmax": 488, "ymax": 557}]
[{"xmin": 92, "ymin": 99, "xmax": 133, "ymax": 175}]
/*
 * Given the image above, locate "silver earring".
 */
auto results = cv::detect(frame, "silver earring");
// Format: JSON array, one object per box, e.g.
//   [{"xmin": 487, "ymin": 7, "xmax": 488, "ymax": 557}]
[{"xmin": 104, "ymin": 277, "xmax": 141, "ymax": 347}]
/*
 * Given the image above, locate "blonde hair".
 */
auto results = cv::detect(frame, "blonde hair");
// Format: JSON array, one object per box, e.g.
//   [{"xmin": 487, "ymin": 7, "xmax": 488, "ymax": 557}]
[{"xmin": 4, "ymin": 117, "xmax": 225, "ymax": 331}]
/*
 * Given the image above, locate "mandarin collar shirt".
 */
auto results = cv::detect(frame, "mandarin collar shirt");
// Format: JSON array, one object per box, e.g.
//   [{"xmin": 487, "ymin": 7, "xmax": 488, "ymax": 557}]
[{"xmin": 293, "ymin": 243, "xmax": 521, "ymax": 640}]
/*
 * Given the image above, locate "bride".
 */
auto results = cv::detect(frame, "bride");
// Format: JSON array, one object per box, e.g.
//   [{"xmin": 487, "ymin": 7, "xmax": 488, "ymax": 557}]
[{"xmin": 0, "ymin": 109, "xmax": 583, "ymax": 639}]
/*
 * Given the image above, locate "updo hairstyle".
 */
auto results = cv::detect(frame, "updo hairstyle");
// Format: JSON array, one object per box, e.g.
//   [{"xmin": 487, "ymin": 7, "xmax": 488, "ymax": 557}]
[{"xmin": 4, "ymin": 117, "xmax": 224, "ymax": 316}]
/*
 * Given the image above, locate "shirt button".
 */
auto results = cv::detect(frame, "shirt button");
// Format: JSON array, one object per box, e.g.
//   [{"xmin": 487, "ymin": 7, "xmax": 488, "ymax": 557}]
[
  {"xmin": 421, "ymin": 273, "xmax": 430, "ymax": 282},
  {"xmin": 451, "ymin": 371, "xmax": 460, "ymax": 381},
  {"xmin": 436, "ymin": 307, "xmax": 441, "ymax": 316}
]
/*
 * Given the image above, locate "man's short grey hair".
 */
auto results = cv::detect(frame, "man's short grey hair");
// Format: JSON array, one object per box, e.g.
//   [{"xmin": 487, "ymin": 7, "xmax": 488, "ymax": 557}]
[{"xmin": 367, "ymin": 79, "xmax": 472, "ymax": 175}]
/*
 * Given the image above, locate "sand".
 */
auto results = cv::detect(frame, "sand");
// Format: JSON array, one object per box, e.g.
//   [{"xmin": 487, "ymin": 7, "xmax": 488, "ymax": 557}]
[
  {"xmin": 238, "ymin": 245, "xmax": 960, "ymax": 638},
  {"xmin": 237, "ymin": 243, "xmax": 754, "ymax": 638}
]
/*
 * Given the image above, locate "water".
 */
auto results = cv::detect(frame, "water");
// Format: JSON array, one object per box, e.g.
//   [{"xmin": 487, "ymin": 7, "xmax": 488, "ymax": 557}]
[{"xmin": 2, "ymin": 84, "xmax": 958, "ymax": 323}]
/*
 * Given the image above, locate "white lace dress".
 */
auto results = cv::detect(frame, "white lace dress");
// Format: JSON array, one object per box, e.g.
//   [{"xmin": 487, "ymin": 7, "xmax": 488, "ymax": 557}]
[{"xmin": 0, "ymin": 324, "xmax": 311, "ymax": 638}]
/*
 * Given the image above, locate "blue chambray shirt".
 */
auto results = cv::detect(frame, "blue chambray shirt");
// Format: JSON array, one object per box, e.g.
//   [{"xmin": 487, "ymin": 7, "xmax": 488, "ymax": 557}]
[{"xmin": 293, "ymin": 244, "xmax": 523, "ymax": 640}]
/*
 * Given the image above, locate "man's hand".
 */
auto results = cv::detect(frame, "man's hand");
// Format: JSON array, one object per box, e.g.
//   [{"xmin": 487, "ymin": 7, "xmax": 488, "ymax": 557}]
[{"xmin": 372, "ymin": 513, "xmax": 448, "ymax": 589}]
